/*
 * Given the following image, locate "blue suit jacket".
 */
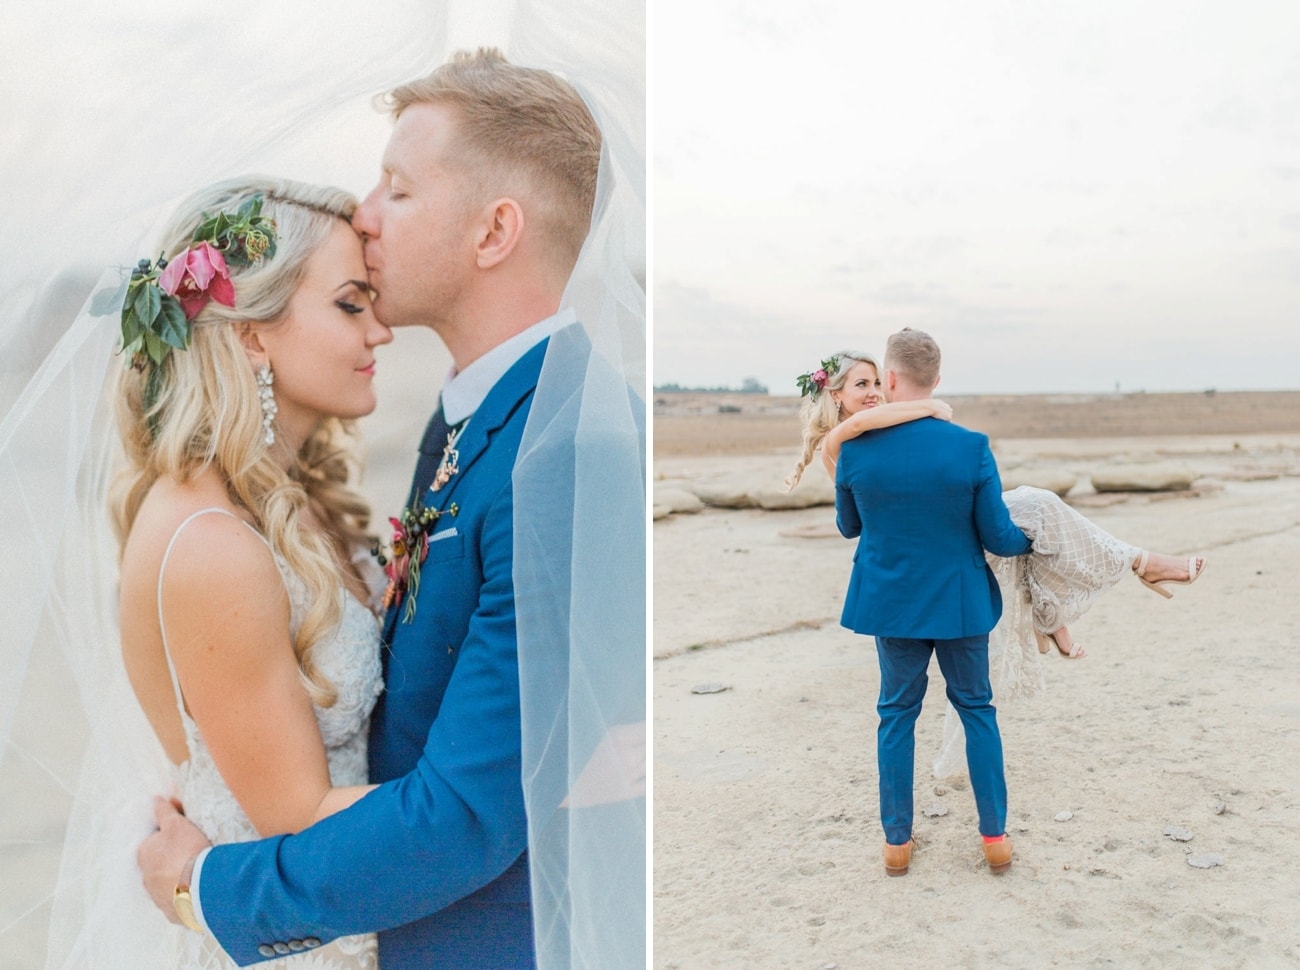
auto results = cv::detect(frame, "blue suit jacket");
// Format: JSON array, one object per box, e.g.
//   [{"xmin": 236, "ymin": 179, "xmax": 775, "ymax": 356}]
[
  {"xmin": 200, "ymin": 339, "xmax": 548, "ymax": 968},
  {"xmin": 836, "ymin": 416, "xmax": 1032, "ymax": 640}
]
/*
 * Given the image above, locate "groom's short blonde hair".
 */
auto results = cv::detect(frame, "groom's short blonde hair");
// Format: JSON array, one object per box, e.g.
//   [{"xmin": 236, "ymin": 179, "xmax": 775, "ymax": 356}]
[
  {"xmin": 884, "ymin": 328, "xmax": 941, "ymax": 388},
  {"xmin": 384, "ymin": 48, "xmax": 602, "ymax": 273}
]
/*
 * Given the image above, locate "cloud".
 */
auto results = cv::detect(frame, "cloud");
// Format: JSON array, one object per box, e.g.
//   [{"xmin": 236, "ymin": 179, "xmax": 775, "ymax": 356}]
[
  {"xmin": 655, "ymin": 280, "xmax": 790, "ymax": 342},
  {"xmin": 1200, "ymin": 96, "xmax": 1259, "ymax": 135},
  {"xmin": 654, "ymin": 277, "xmax": 860, "ymax": 389},
  {"xmin": 1043, "ymin": 227, "xmax": 1087, "ymax": 248},
  {"xmin": 872, "ymin": 282, "xmax": 953, "ymax": 308}
]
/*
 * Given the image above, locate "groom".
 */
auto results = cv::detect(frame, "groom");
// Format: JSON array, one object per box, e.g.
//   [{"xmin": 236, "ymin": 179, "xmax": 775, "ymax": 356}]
[
  {"xmin": 835, "ymin": 328, "xmax": 1032, "ymax": 875},
  {"xmin": 140, "ymin": 50, "xmax": 608, "ymax": 967}
]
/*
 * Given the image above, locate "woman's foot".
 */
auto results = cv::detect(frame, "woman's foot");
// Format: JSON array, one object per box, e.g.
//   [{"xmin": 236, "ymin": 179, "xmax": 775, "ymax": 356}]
[
  {"xmin": 1035, "ymin": 627, "xmax": 1085, "ymax": 659},
  {"xmin": 1133, "ymin": 551, "xmax": 1207, "ymax": 598}
]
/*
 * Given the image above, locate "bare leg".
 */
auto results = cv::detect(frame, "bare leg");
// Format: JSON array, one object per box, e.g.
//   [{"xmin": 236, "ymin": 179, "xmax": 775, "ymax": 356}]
[{"xmin": 1133, "ymin": 551, "xmax": 1211, "ymax": 590}]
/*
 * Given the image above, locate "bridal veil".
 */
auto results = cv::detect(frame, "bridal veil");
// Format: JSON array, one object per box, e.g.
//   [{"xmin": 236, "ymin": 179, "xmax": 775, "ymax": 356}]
[{"xmin": 0, "ymin": 2, "xmax": 645, "ymax": 967}]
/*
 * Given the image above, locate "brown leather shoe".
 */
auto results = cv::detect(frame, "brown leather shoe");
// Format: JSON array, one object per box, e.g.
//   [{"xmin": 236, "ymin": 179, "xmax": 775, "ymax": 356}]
[
  {"xmin": 983, "ymin": 835, "xmax": 1013, "ymax": 873},
  {"xmin": 883, "ymin": 839, "xmax": 914, "ymax": 876}
]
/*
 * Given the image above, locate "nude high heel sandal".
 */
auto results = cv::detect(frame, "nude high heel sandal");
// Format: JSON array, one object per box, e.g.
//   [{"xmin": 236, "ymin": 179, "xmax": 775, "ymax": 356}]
[
  {"xmin": 1035, "ymin": 629, "xmax": 1085, "ymax": 659},
  {"xmin": 1133, "ymin": 551, "xmax": 1207, "ymax": 599}
]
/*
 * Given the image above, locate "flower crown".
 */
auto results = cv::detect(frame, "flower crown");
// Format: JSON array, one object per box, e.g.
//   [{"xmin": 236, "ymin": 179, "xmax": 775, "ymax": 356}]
[
  {"xmin": 795, "ymin": 356, "xmax": 841, "ymax": 399},
  {"xmin": 120, "ymin": 195, "xmax": 278, "ymax": 374}
]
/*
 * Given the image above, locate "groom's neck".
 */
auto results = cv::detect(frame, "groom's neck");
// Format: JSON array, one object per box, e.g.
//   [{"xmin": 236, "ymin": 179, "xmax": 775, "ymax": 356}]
[
  {"xmin": 888, "ymin": 381, "xmax": 930, "ymax": 403},
  {"xmin": 886, "ymin": 366, "xmax": 931, "ymax": 403}
]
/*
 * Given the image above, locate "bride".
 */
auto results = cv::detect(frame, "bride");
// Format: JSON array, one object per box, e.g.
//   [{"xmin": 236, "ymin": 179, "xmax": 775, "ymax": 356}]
[
  {"xmin": 115, "ymin": 177, "xmax": 387, "ymax": 968},
  {"xmin": 788, "ymin": 349, "xmax": 1206, "ymax": 774}
]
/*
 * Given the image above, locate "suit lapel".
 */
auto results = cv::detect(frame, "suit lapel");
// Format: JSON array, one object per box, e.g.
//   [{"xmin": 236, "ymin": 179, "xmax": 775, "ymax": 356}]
[
  {"xmin": 380, "ymin": 341, "xmax": 549, "ymax": 644},
  {"xmin": 420, "ymin": 336, "xmax": 550, "ymax": 512}
]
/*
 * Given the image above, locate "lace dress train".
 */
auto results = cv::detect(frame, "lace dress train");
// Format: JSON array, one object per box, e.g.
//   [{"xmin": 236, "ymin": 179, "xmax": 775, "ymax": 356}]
[{"xmin": 933, "ymin": 487, "xmax": 1138, "ymax": 778}]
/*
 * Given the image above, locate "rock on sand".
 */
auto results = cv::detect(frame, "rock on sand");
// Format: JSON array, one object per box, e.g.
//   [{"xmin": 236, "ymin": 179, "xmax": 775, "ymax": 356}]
[{"xmin": 1091, "ymin": 462, "xmax": 1197, "ymax": 492}]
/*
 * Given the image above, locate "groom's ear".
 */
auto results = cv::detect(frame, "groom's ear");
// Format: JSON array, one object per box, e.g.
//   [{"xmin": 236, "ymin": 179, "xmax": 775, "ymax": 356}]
[{"xmin": 475, "ymin": 197, "xmax": 525, "ymax": 270}]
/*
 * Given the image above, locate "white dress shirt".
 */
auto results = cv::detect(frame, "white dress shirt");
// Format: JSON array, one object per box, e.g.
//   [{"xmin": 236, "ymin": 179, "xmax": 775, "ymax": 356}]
[{"xmin": 440, "ymin": 307, "xmax": 575, "ymax": 425}]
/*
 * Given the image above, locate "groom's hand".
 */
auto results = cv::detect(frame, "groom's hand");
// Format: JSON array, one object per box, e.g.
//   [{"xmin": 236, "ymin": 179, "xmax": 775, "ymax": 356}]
[{"xmin": 139, "ymin": 796, "xmax": 212, "ymax": 923}]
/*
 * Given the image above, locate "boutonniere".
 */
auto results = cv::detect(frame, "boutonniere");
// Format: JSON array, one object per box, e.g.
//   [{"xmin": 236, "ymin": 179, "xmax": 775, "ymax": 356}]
[
  {"xmin": 431, "ymin": 419, "xmax": 469, "ymax": 492},
  {"xmin": 375, "ymin": 500, "xmax": 459, "ymax": 622}
]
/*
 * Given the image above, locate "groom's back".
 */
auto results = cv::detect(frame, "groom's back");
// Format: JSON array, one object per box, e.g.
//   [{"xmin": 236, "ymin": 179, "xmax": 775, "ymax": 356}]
[
  {"xmin": 836, "ymin": 417, "xmax": 1017, "ymax": 639},
  {"xmin": 841, "ymin": 418, "xmax": 987, "ymax": 556}
]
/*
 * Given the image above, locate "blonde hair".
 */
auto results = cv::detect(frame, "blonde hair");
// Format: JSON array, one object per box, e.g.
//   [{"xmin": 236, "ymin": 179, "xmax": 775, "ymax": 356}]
[
  {"xmin": 785, "ymin": 350, "xmax": 880, "ymax": 489},
  {"xmin": 383, "ymin": 47, "xmax": 602, "ymax": 275},
  {"xmin": 884, "ymin": 327, "xmax": 940, "ymax": 388},
  {"xmin": 111, "ymin": 176, "xmax": 371, "ymax": 706}
]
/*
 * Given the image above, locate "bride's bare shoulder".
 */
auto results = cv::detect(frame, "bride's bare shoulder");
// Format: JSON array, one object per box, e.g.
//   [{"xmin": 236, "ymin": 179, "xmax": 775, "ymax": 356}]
[
  {"xmin": 117, "ymin": 471, "xmax": 284, "ymax": 667},
  {"xmin": 119, "ymin": 469, "xmax": 261, "ymax": 583}
]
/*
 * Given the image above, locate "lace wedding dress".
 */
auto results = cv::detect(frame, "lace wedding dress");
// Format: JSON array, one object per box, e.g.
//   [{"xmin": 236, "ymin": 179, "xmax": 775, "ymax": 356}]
[
  {"xmin": 933, "ymin": 486, "xmax": 1138, "ymax": 778},
  {"xmin": 160, "ymin": 509, "xmax": 384, "ymax": 970}
]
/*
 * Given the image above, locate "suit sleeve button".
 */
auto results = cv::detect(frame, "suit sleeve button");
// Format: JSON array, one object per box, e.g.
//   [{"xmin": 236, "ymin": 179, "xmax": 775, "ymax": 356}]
[
  {"xmin": 288, "ymin": 939, "xmax": 306, "ymax": 952},
  {"xmin": 257, "ymin": 945, "xmax": 276, "ymax": 958},
  {"xmin": 303, "ymin": 937, "xmax": 322, "ymax": 948},
  {"xmin": 272, "ymin": 942, "xmax": 291, "ymax": 954}
]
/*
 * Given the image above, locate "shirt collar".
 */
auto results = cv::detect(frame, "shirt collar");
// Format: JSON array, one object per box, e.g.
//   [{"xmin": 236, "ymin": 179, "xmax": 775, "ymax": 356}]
[{"xmin": 439, "ymin": 307, "xmax": 575, "ymax": 426}]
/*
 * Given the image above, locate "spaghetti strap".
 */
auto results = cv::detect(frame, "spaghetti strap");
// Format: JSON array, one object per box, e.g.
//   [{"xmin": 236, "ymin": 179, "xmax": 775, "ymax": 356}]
[{"xmin": 156, "ymin": 508, "xmax": 267, "ymax": 719}]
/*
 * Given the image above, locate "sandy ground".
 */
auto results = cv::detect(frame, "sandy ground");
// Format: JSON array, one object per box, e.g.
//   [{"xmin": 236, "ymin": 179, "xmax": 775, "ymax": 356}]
[{"xmin": 653, "ymin": 401, "xmax": 1300, "ymax": 969}]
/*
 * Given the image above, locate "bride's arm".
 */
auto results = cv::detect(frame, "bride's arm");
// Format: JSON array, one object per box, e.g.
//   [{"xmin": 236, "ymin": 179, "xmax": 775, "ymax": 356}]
[
  {"xmin": 821, "ymin": 399, "xmax": 953, "ymax": 476},
  {"xmin": 160, "ymin": 518, "xmax": 376, "ymax": 838}
]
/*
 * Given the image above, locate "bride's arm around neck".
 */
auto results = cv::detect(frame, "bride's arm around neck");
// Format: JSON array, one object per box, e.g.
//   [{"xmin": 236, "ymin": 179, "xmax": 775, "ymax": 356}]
[{"xmin": 820, "ymin": 399, "xmax": 954, "ymax": 478}]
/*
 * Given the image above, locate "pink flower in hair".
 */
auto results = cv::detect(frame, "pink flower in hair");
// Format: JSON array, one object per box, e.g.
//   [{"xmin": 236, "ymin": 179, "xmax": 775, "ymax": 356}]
[
  {"xmin": 158, "ymin": 241, "xmax": 236, "ymax": 320},
  {"xmin": 812, "ymin": 368, "xmax": 828, "ymax": 388}
]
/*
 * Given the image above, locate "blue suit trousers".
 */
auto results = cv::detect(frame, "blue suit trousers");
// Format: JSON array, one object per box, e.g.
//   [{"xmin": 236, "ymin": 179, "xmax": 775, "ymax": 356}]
[{"xmin": 874, "ymin": 635, "xmax": 1007, "ymax": 843}]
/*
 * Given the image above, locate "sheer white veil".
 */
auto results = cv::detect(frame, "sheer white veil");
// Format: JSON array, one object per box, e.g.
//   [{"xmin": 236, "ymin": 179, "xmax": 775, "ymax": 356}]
[
  {"xmin": 0, "ymin": 2, "xmax": 644, "ymax": 967},
  {"xmin": 512, "ymin": 13, "xmax": 648, "ymax": 968}
]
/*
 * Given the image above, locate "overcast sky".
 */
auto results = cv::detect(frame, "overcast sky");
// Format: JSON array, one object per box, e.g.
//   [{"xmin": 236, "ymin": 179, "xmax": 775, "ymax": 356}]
[{"xmin": 653, "ymin": 0, "xmax": 1300, "ymax": 395}]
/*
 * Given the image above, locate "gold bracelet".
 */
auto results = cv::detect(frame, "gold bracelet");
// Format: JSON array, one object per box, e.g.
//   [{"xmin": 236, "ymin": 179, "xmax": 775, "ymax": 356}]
[{"xmin": 173, "ymin": 883, "xmax": 203, "ymax": 933}]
